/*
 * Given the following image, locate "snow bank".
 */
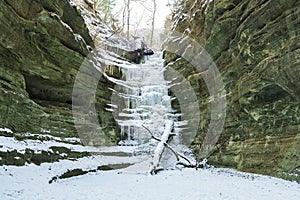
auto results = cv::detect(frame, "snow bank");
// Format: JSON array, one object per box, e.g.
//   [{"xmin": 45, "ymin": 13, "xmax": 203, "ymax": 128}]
[{"xmin": 0, "ymin": 128, "xmax": 13, "ymax": 134}]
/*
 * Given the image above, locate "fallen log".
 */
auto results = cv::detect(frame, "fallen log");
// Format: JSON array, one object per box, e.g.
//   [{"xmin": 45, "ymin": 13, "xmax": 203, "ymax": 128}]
[
  {"xmin": 147, "ymin": 120, "xmax": 173, "ymax": 174},
  {"xmin": 142, "ymin": 124, "xmax": 193, "ymax": 168}
]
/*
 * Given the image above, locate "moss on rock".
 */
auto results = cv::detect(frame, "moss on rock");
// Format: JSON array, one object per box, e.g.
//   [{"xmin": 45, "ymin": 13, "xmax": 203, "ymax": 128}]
[{"xmin": 165, "ymin": 0, "xmax": 300, "ymax": 181}]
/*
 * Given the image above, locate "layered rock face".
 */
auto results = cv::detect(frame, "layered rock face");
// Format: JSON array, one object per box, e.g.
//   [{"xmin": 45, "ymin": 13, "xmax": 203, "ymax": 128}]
[
  {"xmin": 0, "ymin": 0, "xmax": 125, "ymax": 156},
  {"xmin": 165, "ymin": 0, "xmax": 300, "ymax": 181}
]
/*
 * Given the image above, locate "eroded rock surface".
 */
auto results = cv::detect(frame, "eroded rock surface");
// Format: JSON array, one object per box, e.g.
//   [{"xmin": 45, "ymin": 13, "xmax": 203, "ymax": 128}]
[
  {"xmin": 164, "ymin": 0, "xmax": 300, "ymax": 181},
  {"xmin": 0, "ymin": 0, "xmax": 134, "ymax": 165}
]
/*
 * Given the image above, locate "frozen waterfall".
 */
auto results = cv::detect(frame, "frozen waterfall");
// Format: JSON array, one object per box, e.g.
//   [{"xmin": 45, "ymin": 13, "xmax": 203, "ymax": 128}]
[{"xmin": 109, "ymin": 53, "xmax": 180, "ymax": 147}]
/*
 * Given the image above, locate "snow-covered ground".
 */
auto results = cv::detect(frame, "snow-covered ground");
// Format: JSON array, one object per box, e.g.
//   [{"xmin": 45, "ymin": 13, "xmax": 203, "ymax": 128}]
[
  {"xmin": 0, "ymin": 128, "xmax": 299, "ymax": 200},
  {"xmin": 1, "ymin": 156, "xmax": 299, "ymax": 200}
]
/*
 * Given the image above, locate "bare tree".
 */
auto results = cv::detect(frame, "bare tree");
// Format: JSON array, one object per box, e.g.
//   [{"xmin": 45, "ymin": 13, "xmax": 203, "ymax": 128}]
[
  {"xmin": 95, "ymin": 0, "xmax": 116, "ymax": 23},
  {"xmin": 132, "ymin": 11, "xmax": 145, "ymax": 35},
  {"xmin": 149, "ymin": 0, "xmax": 156, "ymax": 46},
  {"xmin": 122, "ymin": 0, "xmax": 157, "ymax": 42},
  {"xmin": 126, "ymin": 0, "xmax": 131, "ymax": 40},
  {"xmin": 135, "ymin": 0, "xmax": 157, "ymax": 46}
]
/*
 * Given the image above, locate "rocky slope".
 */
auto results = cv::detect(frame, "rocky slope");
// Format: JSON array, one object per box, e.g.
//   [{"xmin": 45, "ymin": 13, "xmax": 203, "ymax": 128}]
[{"xmin": 164, "ymin": 0, "xmax": 300, "ymax": 181}]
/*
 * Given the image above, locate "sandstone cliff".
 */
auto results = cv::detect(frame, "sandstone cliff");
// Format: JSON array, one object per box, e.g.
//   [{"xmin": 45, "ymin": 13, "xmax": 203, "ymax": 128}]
[
  {"xmin": 0, "ymin": 0, "xmax": 132, "ymax": 165},
  {"xmin": 164, "ymin": 0, "xmax": 300, "ymax": 181}
]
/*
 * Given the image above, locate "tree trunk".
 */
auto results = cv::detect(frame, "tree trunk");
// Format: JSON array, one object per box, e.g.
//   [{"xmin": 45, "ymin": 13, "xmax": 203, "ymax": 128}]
[
  {"xmin": 150, "ymin": 0, "xmax": 156, "ymax": 47},
  {"xmin": 126, "ymin": 0, "xmax": 130, "ymax": 40}
]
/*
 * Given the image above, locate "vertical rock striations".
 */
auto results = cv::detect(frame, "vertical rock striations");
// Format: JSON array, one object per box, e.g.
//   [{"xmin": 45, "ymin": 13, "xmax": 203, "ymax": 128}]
[{"xmin": 165, "ymin": 0, "xmax": 300, "ymax": 181}]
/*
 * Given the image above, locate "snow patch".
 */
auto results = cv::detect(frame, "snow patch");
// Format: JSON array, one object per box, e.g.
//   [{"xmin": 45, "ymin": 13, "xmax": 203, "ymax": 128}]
[
  {"xmin": 40, "ymin": 128, "xmax": 51, "ymax": 133},
  {"xmin": 0, "ymin": 128, "xmax": 13, "ymax": 134},
  {"xmin": 0, "ymin": 136, "xmax": 96, "ymax": 154}
]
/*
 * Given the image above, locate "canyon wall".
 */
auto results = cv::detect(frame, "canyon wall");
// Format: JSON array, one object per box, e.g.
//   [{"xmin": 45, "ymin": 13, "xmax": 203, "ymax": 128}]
[{"xmin": 165, "ymin": 0, "xmax": 300, "ymax": 181}]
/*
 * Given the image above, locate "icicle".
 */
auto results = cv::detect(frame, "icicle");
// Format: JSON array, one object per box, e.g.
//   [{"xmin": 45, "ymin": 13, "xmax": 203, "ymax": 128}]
[
  {"xmin": 120, "ymin": 126, "xmax": 124, "ymax": 140},
  {"xmin": 127, "ymin": 126, "xmax": 130, "ymax": 140}
]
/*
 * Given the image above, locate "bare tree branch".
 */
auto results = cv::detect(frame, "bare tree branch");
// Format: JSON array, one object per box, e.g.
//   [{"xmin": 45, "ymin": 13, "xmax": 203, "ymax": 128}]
[
  {"xmin": 196, "ymin": 141, "xmax": 227, "ymax": 169},
  {"xmin": 142, "ymin": 122, "xmax": 194, "ymax": 174}
]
